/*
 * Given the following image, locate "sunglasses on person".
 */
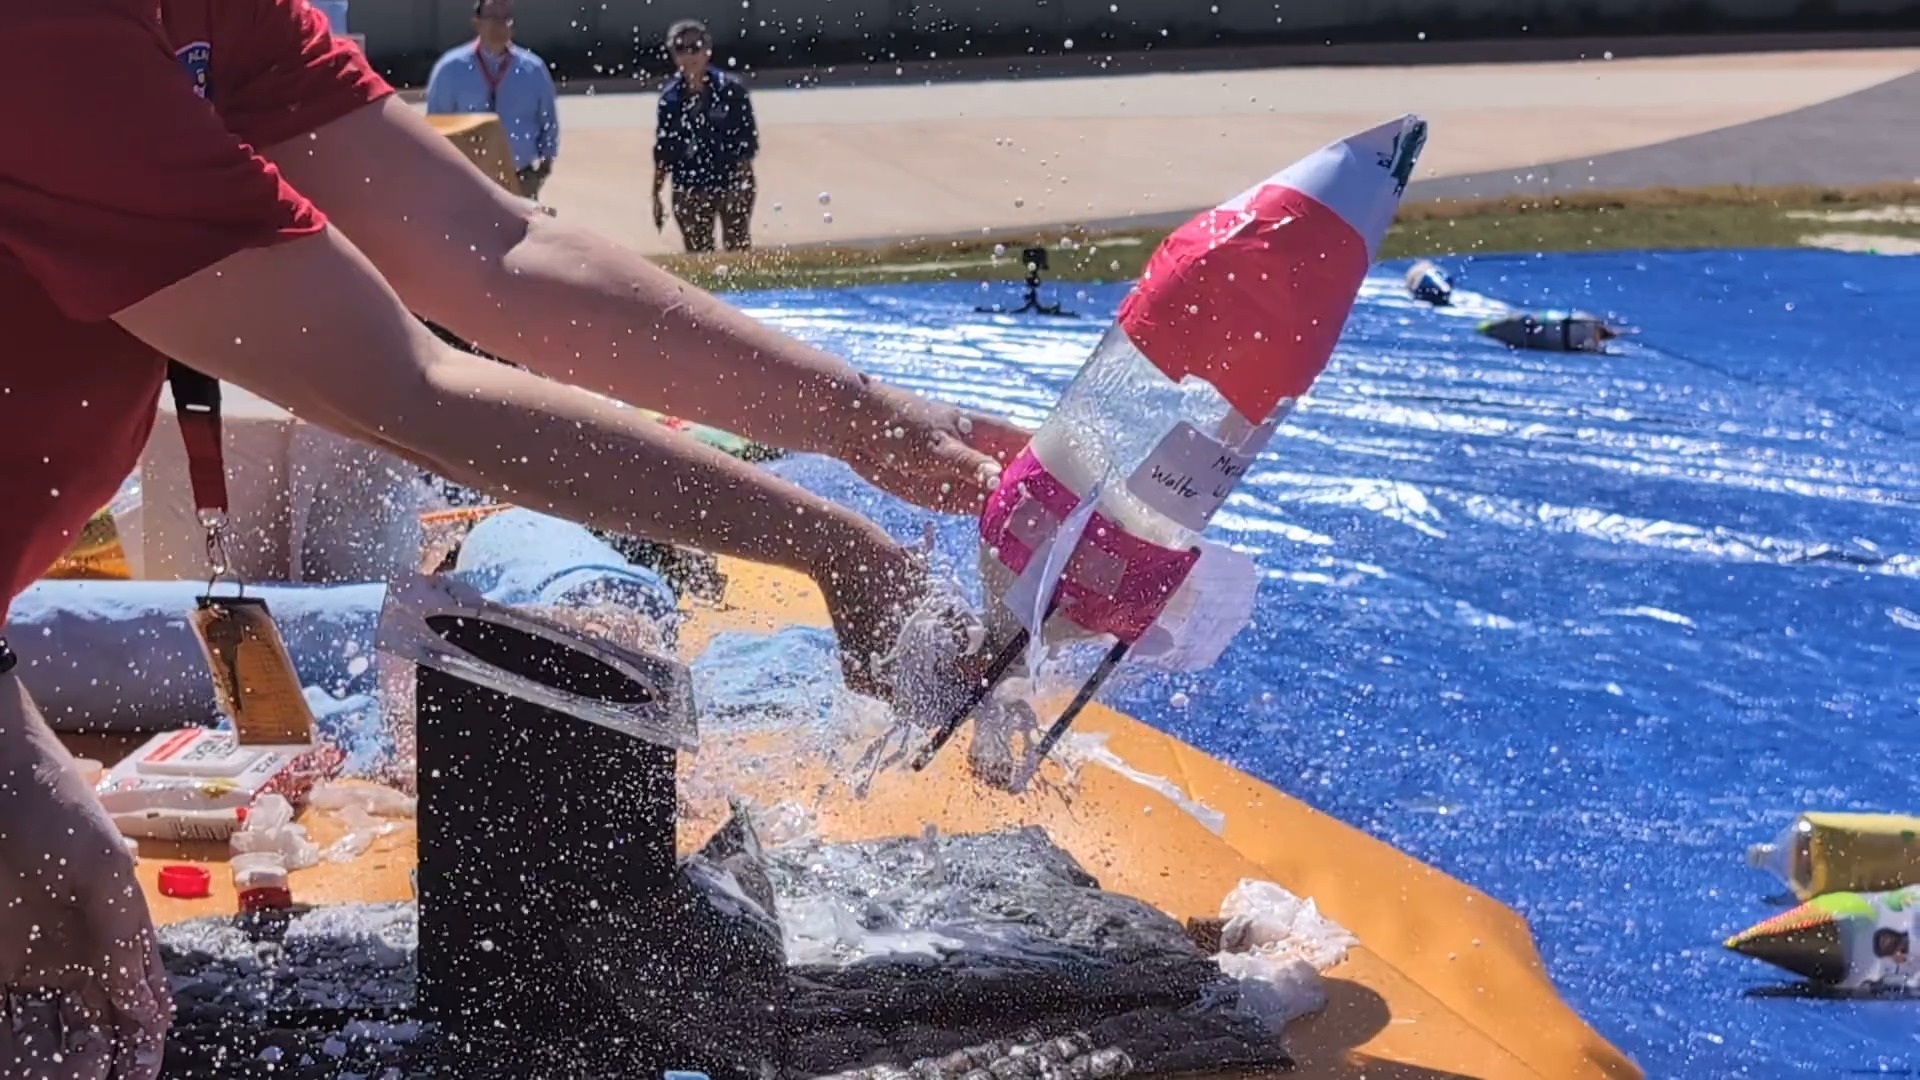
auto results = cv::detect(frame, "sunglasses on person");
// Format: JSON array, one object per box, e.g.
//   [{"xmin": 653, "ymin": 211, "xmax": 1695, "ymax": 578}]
[{"xmin": 671, "ymin": 37, "xmax": 708, "ymax": 54}]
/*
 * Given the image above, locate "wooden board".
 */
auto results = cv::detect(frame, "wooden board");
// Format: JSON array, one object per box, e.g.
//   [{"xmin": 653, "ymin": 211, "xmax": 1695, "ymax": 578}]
[{"xmin": 67, "ymin": 556, "xmax": 1638, "ymax": 1079}]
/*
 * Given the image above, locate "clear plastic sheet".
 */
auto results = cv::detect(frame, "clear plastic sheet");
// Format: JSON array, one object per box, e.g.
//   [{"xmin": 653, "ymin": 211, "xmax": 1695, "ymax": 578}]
[{"xmin": 374, "ymin": 572, "xmax": 697, "ymax": 758}]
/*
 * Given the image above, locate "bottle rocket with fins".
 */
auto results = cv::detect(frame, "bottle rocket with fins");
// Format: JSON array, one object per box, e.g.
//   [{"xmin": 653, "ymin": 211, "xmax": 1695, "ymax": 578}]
[{"xmin": 913, "ymin": 114, "xmax": 1430, "ymax": 777}]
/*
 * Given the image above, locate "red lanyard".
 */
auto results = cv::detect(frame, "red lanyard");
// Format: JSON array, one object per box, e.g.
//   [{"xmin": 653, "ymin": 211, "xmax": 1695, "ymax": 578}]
[
  {"xmin": 166, "ymin": 362, "xmax": 227, "ymax": 517},
  {"xmin": 475, "ymin": 44, "xmax": 510, "ymax": 109}
]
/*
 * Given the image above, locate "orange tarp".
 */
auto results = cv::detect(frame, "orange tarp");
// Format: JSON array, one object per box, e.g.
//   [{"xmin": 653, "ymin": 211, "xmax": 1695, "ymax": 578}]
[
  {"xmin": 65, "ymin": 556, "xmax": 1638, "ymax": 1078},
  {"xmin": 685, "ymin": 561, "xmax": 1641, "ymax": 1080}
]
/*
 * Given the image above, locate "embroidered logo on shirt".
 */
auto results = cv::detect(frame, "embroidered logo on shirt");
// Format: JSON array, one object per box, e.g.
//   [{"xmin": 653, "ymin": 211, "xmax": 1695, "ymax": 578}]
[{"xmin": 176, "ymin": 41, "xmax": 213, "ymax": 99}]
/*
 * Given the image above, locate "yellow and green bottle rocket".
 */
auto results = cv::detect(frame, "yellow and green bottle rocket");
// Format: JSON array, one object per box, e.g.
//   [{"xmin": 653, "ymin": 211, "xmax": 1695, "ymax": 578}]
[
  {"xmin": 1748, "ymin": 812, "xmax": 1920, "ymax": 900},
  {"xmin": 1725, "ymin": 885, "xmax": 1918, "ymax": 987}
]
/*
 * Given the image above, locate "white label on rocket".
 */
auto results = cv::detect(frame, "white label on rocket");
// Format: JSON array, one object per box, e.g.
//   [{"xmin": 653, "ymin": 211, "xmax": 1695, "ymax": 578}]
[{"xmin": 1125, "ymin": 419, "xmax": 1277, "ymax": 532}]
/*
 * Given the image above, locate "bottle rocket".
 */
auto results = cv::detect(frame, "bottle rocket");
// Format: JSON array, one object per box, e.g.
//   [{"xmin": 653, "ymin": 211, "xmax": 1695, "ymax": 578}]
[
  {"xmin": 1725, "ymin": 884, "xmax": 1919, "ymax": 988},
  {"xmin": 913, "ymin": 114, "xmax": 1429, "ymax": 773},
  {"xmin": 1749, "ymin": 811, "xmax": 1920, "ymax": 901}
]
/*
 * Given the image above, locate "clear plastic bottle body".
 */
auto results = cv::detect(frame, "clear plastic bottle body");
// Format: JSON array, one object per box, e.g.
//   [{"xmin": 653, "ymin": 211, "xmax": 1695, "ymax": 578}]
[
  {"xmin": 980, "ymin": 322, "xmax": 1292, "ymax": 645},
  {"xmin": 1749, "ymin": 812, "xmax": 1920, "ymax": 899}
]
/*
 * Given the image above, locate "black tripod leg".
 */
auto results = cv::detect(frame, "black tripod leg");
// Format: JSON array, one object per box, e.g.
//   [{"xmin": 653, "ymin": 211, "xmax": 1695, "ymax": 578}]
[
  {"xmin": 910, "ymin": 627, "xmax": 1030, "ymax": 771},
  {"xmin": 1026, "ymin": 639, "xmax": 1130, "ymax": 767}
]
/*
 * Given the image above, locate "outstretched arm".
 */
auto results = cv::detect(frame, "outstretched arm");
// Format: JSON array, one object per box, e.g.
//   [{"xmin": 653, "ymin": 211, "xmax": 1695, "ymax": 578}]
[
  {"xmin": 268, "ymin": 97, "xmax": 1025, "ymax": 514},
  {"xmin": 115, "ymin": 226, "xmax": 921, "ymax": 684},
  {"xmin": 117, "ymin": 226, "xmax": 892, "ymax": 571},
  {"xmin": 0, "ymin": 2, "xmax": 925, "ymax": 690}
]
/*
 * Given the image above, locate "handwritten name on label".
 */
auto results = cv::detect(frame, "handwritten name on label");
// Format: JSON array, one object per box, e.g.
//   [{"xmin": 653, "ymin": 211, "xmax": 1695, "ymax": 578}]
[{"xmin": 1125, "ymin": 420, "xmax": 1273, "ymax": 532}]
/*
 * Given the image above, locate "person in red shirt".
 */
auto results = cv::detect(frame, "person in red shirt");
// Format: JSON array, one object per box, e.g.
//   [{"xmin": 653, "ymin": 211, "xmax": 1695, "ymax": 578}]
[{"xmin": 0, "ymin": 1, "xmax": 1021, "ymax": 1073}]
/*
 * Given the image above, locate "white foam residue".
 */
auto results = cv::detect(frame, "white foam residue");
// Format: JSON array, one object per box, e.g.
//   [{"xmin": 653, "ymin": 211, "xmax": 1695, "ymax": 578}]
[
  {"xmin": 878, "ymin": 578, "xmax": 988, "ymax": 730},
  {"xmin": 1057, "ymin": 731, "xmax": 1226, "ymax": 835},
  {"xmin": 753, "ymin": 799, "xmax": 823, "ymax": 850},
  {"xmin": 779, "ymin": 894, "xmax": 967, "ymax": 965},
  {"xmin": 1605, "ymin": 605, "xmax": 1697, "ymax": 628},
  {"xmin": 1212, "ymin": 878, "xmax": 1359, "ymax": 1031},
  {"xmin": 1889, "ymin": 606, "xmax": 1920, "ymax": 632}
]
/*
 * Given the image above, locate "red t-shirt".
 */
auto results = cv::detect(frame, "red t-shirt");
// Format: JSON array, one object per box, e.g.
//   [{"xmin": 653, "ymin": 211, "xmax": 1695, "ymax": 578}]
[{"xmin": 0, "ymin": 0, "xmax": 391, "ymax": 619}]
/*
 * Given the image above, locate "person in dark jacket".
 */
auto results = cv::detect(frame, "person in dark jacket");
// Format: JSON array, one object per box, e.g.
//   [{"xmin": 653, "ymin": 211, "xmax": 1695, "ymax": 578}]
[{"xmin": 652, "ymin": 19, "xmax": 758, "ymax": 252}]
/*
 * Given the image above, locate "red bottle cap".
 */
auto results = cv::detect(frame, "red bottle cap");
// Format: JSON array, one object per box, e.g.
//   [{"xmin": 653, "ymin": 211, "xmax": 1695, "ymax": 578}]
[{"xmin": 157, "ymin": 864, "xmax": 212, "ymax": 899}]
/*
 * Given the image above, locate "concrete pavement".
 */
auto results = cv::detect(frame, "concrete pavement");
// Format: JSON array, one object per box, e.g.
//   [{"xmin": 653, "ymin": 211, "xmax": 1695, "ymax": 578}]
[{"xmin": 486, "ymin": 47, "xmax": 1920, "ymax": 253}]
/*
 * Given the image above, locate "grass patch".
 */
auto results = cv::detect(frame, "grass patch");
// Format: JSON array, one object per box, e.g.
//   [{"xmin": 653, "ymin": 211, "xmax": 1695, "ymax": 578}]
[{"xmin": 660, "ymin": 182, "xmax": 1920, "ymax": 292}]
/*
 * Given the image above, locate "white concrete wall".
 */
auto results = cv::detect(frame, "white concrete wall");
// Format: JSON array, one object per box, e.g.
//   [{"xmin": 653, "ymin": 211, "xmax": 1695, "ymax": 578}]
[{"xmin": 341, "ymin": 0, "xmax": 1915, "ymax": 63}]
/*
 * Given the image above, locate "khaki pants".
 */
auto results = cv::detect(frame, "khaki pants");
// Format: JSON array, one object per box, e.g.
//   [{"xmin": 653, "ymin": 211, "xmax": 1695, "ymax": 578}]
[
  {"xmin": 516, "ymin": 165, "xmax": 549, "ymax": 202},
  {"xmin": 672, "ymin": 175, "xmax": 755, "ymax": 253}
]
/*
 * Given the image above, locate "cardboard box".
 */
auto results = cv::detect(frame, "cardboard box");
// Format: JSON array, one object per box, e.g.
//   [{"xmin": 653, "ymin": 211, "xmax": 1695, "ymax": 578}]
[{"xmin": 425, "ymin": 113, "xmax": 525, "ymax": 197}]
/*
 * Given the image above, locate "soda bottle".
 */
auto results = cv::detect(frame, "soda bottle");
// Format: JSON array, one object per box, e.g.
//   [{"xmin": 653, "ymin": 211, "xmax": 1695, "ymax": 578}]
[
  {"xmin": 981, "ymin": 114, "xmax": 1427, "ymax": 651},
  {"xmin": 914, "ymin": 115, "xmax": 1428, "ymax": 773},
  {"xmin": 1749, "ymin": 811, "xmax": 1920, "ymax": 900}
]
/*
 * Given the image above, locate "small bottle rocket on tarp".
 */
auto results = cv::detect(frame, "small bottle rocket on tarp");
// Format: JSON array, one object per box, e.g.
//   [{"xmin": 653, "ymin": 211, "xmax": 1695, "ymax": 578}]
[
  {"xmin": 1404, "ymin": 259, "xmax": 1454, "ymax": 306},
  {"xmin": 1478, "ymin": 310, "xmax": 1618, "ymax": 353},
  {"xmin": 913, "ymin": 114, "xmax": 1429, "ymax": 775},
  {"xmin": 1749, "ymin": 811, "xmax": 1920, "ymax": 901},
  {"xmin": 1725, "ymin": 885, "xmax": 1920, "ymax": 988}
]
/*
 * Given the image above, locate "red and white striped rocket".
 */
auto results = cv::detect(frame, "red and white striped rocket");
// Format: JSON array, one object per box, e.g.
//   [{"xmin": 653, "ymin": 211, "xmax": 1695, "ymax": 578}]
[
  {"xmin": 1119, "ymin": 113, "xmax": 1427, "ymax": 426},
  {"xmin": 915, "ymin": 115, "xmax": 1431, "ymax": 774}
]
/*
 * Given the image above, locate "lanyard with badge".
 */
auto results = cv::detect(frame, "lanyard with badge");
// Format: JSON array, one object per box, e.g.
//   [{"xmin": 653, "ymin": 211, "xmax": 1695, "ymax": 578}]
[
  {"xmin": 159, "ymin": 40, "xmax": 313, "ymax": 743},
  {"xmin": 475, "ymin": 44, "xmax": 510, "ymax": 111},
  {"xmin": 167, "ymin": 363, "xmax": 318, "ymax": 747}
]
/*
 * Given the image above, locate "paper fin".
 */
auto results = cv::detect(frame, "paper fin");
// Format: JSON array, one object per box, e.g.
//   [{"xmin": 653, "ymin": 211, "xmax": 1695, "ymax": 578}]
[{"xmin": 1130, "ymin": 540, "xmax": 1259, "ymax": 672}]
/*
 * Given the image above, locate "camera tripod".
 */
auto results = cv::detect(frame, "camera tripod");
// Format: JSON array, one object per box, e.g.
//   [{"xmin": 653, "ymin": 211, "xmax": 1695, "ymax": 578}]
[{"xmin": 976, "ymin": 246, "xmax": 1078, "ymax": 318}]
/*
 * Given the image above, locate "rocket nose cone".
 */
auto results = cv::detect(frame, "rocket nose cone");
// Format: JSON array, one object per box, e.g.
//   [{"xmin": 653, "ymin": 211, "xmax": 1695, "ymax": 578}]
[
  {"xmin": 1269, "ymin": 113, "xmax": 1429, "ymax": 262},
  {"xmin": 1348, "ymin": 113, "xmax": 1430, "ymax": 195},
  {"xmin": 1725, "ymin": 921, "xmax": 1849, "ymax": 984}
]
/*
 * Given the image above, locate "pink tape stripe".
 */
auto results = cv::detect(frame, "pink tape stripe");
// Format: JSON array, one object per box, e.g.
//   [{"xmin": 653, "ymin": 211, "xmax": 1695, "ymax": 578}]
[{"xmin": 980, "ymin": 450, "xmax": 1200, "ymax": 643}]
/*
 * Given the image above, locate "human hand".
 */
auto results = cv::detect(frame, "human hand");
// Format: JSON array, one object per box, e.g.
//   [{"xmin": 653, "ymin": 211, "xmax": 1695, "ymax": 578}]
[
  {"xmin": 813, "ymin": 530, "xmax": 929, "ymax": 697},
  {"xmin": 652, "ymin": 192, "xmax": 666, "ymax": 232},
  {"xmin": 836, "ymin": 382, "xmax": 1029, "ymax": 516},
  {"xmin": 0, "ymin": 730, "xmax": 170, "ymax": 1078}
]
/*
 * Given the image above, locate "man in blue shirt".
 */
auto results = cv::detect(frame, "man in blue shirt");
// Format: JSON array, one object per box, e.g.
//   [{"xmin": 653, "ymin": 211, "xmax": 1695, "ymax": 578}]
[
  {"xmin": 426, "ymin": 0, "xmax": 560, "ymax": 199},
  {"xmin": 652, "ymin": 20, "xmax": 759, "ymax": 252}
]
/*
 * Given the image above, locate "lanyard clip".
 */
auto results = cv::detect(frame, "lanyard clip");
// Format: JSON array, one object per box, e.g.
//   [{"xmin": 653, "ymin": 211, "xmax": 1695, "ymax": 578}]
[{"xmin": 200, "ymin": 510, "xmax": 245, "ymax": 600}]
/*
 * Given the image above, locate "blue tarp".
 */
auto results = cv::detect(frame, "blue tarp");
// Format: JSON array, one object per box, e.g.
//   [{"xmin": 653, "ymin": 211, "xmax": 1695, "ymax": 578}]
[
  {"xmin": 727, "ymin": 253, "xmax": 1919, "ymax": 1078},
  {"xmin": 9, "ymin": 251, "xmax": 1915, "ymax": 1074}
]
